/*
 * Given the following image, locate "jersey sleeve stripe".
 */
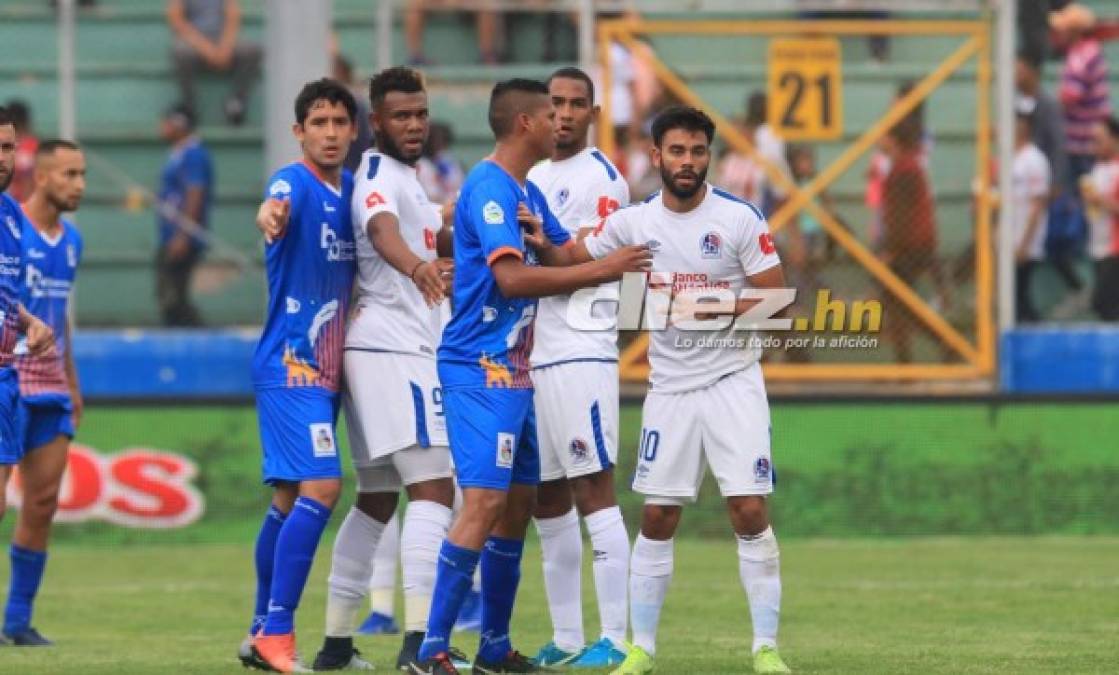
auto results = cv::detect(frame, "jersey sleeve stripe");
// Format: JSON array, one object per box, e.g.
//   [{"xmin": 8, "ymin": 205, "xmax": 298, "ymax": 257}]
[
  {"xmin": 486, "ymin": 245, "xmax": 524, "ymax": 266},
  {"xmin": 590, "ymin": 150, "xmax": 619, "ymax": 181}
]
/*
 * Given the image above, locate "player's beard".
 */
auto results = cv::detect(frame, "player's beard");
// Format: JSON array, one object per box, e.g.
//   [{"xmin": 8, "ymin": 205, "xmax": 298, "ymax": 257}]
[
  {"xmin": 0, "ymin": 167, "xmax": 11, "ymax": 194},
  {"xmin": 377, "ymin": 132, "xmax": 421, "ymax": 167},
  {"xmin": 660, "ymin": 164, "xmax": 707, "ymax": 200}
]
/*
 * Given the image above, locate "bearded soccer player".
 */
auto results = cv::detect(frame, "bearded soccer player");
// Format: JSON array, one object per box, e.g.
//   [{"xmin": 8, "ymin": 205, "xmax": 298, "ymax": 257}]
[
  {"xmin": 525, "ymin": 67, "xmax": 631, "ymax": 669},
  {"xmin": 408, "ymin": 78, "xmax": 650, "ymax": 675},
  {"xmin": 563, "ymin": 106, "xmax": 792, "ymax": 675},
  {"xmin": 4, "ymin": 140, "xmax": 85, "ymax": 646},
  {"xmin": 0, "ymin": 107, "xmax": 54, "ymax": 568},
  {"xmin": 243, "ymin": 79, "xmax": 358, "ymax": 673}
]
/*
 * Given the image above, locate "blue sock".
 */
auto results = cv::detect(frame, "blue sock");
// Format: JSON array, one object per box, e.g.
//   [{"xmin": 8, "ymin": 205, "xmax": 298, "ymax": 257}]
[
  {"xmin": 477, "ymin": 536, "xmax": 525, "ymax": 663},
  {"xmin": 263, "ymin": 497, "xmax": 332, "ymax": 636},
  {"xmin": 4, "ymin": 544, "xmax": 48, "ymax": 635},
  {"xmin": 250, "ymin": 505, "xmax": 287, "ymax": 635},
  {"xmin": 417, "ymin": 540, "xmax": 481, "ymax": 661}
]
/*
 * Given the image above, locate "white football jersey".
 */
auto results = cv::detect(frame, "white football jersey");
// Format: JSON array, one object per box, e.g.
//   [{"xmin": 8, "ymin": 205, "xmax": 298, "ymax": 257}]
[
  {"xmin": 584, "ymin": 184, "xmax": 781, "ymax": 394},
  {"xmin": 1010, "ymin": 144, "xmax": 1050, "ymax": 261},
  {"xmin": 528, "ymin": 147, "xmax": 630, "ymax": 367},
  {"xmin": 347, "ymin": 150, "xmax": 445, "ymax": 357}
]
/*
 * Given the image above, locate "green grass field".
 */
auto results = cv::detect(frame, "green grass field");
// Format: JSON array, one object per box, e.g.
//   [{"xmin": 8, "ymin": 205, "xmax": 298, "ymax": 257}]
[{"xmin": 2, "ymin": 536, "xmax": 1117, "ymax": 674}]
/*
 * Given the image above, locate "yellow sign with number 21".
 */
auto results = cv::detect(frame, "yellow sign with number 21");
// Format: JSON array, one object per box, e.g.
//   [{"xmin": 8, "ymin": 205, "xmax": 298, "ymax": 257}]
[{"xmin": 767, "ymin": 38, "xmax": 843, "ymax": 141}]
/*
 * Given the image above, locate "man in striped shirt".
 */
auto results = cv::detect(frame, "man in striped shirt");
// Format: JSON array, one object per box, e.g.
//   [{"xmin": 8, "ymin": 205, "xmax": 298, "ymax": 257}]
[{"xmin": 1053, "ymin": 4, "xmax": 1111, "ymax": 181}]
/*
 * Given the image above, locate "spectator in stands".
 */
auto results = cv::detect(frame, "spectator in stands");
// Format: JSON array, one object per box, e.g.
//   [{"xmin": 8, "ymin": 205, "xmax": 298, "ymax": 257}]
[
  {"xmin": 1018, "ymin": 0, "xmax": 1072, "ymax": 68},
  {"xmin": 1016, "ymin": 54, "xmax": 1083, "ymax": 295},
  {"xmin": 797, "ymin": 5, "xmax": 890, "ymax": 62},
  {"xmin": 405, "ymin": 0, "xmax": 500, "ymax": 65},
  {"xmin": 715, "ymin": 92, "xmax": 791, "ymax": 217},
  {"xmin": 416, "ymin": 121, "xmax": 464, "ymax": 204},
  {"xmin": 333, "ymin": 54, "xmax": 374, "ymax": 173},
  {"xmin": 156, "ymin": 104, "xmax": 212, "ymax": 327},
  {"xmin": 167, "ymin": 0, "xmax": 261, "ymax": 126},
  {"xmin": 880, "ymin": 121, "xmax": 942, "ymax": 362},
  {"xmin": 3, "ymin": 100, "xmax": 38, "ymax": 203},
  {"xmin": 1082, "ymin": 117, "xmax": 1119, "ymax": 321},
  {"xmin": 1052, "ymin": 3, "xmax": 1110, "ymax": 183},
  {"xmin": 866, "ymin": 81, "xmax": 932, "ymax": 250},
  {"xmin": 1011, "ymin": 103, "xmax": 1052, "ymax": 323}
]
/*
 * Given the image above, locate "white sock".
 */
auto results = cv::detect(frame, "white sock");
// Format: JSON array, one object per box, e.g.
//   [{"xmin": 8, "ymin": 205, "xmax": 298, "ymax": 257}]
[
  {"xmin": 584, "ymin": 506, "xmax": 629, "ymax": 649},
  {"xmin": 629, "ymin": 534, "xmax": 673, "ymax": 656},
  {"xmin": 401, "ymin": 499, "xmax": 453, "ymax": 633},
  {"xmin": 737, "ymin": 527, "xmax": 781, "ymax": 653},
  {"xmin": 325, "ymin": 507, "xmax": 386, "ymax": 637},
  {"xmin": 368, "ymin": 511, "xmax": 400, "ymax": 616},
  {"xmin": 535, "ymin": 508, "xmax": 585, "ymax": 652}
]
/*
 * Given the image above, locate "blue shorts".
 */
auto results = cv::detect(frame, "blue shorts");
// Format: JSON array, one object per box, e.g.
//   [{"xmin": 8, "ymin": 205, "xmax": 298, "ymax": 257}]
[
  {"xmin": 0, "ymin": 369, "xmax": 20, "ymax": 465},
  {"xmin": 443, "ymin": 387, "xmax": 539, "ymax": 490},
  {"xmin": 21, "ymin": 394, "xmax": 75, "ymax": 453},
  {"xmin": 256, "ymin": 386, "xmax": 342, "ymax": 485}
]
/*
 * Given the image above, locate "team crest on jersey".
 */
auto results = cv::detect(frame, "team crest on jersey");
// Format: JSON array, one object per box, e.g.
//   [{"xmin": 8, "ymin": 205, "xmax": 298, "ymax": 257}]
[
  {"xmin": 483, "ymin": 200, "xmax": 505, "ymax": 225},
  {"xmin": 555, "ymin": 188, "xmax": 570, "ymax": 208},
  {"xmin": 754, "ymin": 456, "xmax": 771, "ymax": 482},
  {"xmin": 569, "ymin": 438, "xmax": 591, "ymax": 464},
  {"xmin": 496, "ymin": 432, "xmax": 515, "ymax": 468},
  {"xmin": 66, "ymin": 244, "xmax": 78, "ymax": 268},
  {"xmin": 309, "ymin": 423, "xmax": 337, "ymax": 458},
  {"xmin": 269, "ymin": 178, "xmax": 292, "ymax": 199},
  {"xmin": 700, "ymin": 232, "xmax": 723, "ymax": 259},
  {"xmin": 646, "ymin": 239, "xmax": 662, "ymax": 253}
]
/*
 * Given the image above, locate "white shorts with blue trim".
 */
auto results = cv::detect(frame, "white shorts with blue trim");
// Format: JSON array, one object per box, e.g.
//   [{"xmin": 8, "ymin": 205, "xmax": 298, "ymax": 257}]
[
  {"xmin": 634, "ymin": 363, "xmax": 773, "ymax": 501},
  {"xmin": 343, "ymin": 350, "xmax": 449, "ymax": 467},
  {"xmin": 532, "ymin": 359, "xmax": 619, "ymax": 482}
]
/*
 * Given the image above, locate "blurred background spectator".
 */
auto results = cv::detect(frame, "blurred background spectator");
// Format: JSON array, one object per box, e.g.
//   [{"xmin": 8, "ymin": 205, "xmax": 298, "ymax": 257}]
[
  {"xmin": 156, "ymin": 104, "xmax": 212, "ymax": 327},
  {"xmin": 417, "ymin": 121, "xmax": 464, "ymax": 204},
  {"xmin": 797, "ymin": 3, "xmax": 891, "ymax": 63},
  {"xmin": 3, "ymin": 100, "xmax": 38, "ymax": 203},
  {"xmin": 715, "ymin": 91, "xmax": 791, "ymax": 217},
  {"xmin": 1083, "ymin": 116, "xmax": 1119, "ymax": 320},
  {"xmin": 1011, "ymin": 103, "xmax": 1052, "ymax": 323},
  {"xmin": 1054, "ymin": 4, "xmax": 1110, "ymax": 182},
  {"xmin": 405, "ymin": 0, "xmax": 500, "ymax": 65},
  {"xmin": 167, "ymin": 0, "xmax": 261, "ymax": 126},
  {"xmin": 333, "ymin": 53, "xmax": 374, "ymax": 173}
]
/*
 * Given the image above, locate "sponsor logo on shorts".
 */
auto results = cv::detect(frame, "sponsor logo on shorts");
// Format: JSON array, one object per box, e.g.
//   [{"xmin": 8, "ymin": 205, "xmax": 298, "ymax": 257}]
[
  {"xmin": 310, "ymin": 423, "xmax": 337, "ymax": 458},
  {"xmin": 754, "ymin": 456, "xmax": 771, "ymax": 483},
  {"xmin": 635, "ymin": 463, "xmax": 650, "ymax": 479},
  {"xmin": 569, "ymin": 437, "xmax": 591, "ymax": 465},
  {"xmin": 496, "ymin": 432, "xmax": 515, "ymax": 468}
]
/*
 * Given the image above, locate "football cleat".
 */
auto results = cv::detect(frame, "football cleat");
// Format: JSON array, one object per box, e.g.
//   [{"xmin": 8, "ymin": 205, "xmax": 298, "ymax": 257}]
[
  {"xmin": 357, "ymin": 610, "xmax": 401, "ymax": 635},
  {"xmin": 533, "ymin": 641, "xmax": 581, "ymax": 667},
  {"xmin": 569, "ymin": 638, "xmax": 626, "ymax": 668},
  {"xmin": 608, "ymin": 645, "xmax": 654, "ymax": 675},
  {"xmin": 752, "ymin": 646, "xmax": 791, "ymax": 674},
  {"xmin": 453, "ymin": 590, "xmax": 482, "ymax": 633},
  {"xmin": 407, "ymin": 651, "xmax": 461, "ymax": 674},
  {"xmin": 471, "ymin": 649, "xmax": 539, "ymax": 673},
  {"xmin": 253, "ymin": 631, "xmax": 312, "ymax": 673},
  {"xmin": 239, "ymin": 635, "xmax": 269, "ymax": 670},
  {"xmin": 3, "ymin": 627, "xmax": 52, "ymax": 646},
  {"xmin": 312, "ymin": 636, "xmax": 374, "ymax": 671}
]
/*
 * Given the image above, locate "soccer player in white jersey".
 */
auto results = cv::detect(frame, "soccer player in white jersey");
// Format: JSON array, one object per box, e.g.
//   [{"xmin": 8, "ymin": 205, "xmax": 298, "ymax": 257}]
[
  {"xmin": 525, "ymin": 67, "xmax": 632, "ymax": 669},
  {"xmin": 546, "ymin": 106, "xmax": 792, "ymax": 674},
  {"xmin": 309, "ymin": 67, "xmax": 459, "ymax": 671}
]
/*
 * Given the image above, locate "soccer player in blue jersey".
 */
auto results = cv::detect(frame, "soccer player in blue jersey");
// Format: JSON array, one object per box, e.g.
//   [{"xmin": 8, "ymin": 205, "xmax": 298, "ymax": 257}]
[
  {"xmin": 0, "ymin": 108, "xmax": 54, "ymax": 563},
  {"xmin": 4, "ymin": 140, "xmax": 85, "ymax": 647},
  {"xmin": 408, "ymin": 79, "xmax": 651, "ymax": 675},
  {"xmin": 244, "ymin": 79, "xmax": 359, "ymax": 674}
]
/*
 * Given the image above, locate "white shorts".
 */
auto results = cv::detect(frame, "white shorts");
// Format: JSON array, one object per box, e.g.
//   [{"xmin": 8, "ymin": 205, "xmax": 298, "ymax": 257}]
[
  {"xmin": 634, "ymin": 363, "xmax": 773, "ymax": 501},
  {"xmin": 343, "ymin": 350, "xmax": 448, "ymax": 465},
  {"xmin": 355, "ymin": 443, "xmax": 453, "ymax": 493},
  {"xmin": 532, "ymin": 360, "xmax": 619, "ymax": 482}
]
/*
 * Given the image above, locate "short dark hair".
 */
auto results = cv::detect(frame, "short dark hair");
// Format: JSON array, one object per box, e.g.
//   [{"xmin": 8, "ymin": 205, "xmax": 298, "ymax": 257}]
[
  {"xmin": 651, "ymin": 106, "xmax": 716, "ymax": 146},
  {"xmin": 4, "ymin": 100, "xmax": 30, "ymax": 129},
  {"xmin": 36, "ymin": 139, "xmax": 81, "ymax": 157},
  {"xmin": 0, "ymin": 106, "xmax": 11, "ymax": 127},
  {"xmin": 547, "ymin": 67, "xmax": 595, "ymax": 103},
  {"xmin": 294, "ymin": 78, "xmax": 357, "ymax": 125},
  {"xmin": 368, "ymin": 66, "xmax": 425, "ymax": 108},
  {"xmin": 745, "ymin": 91, "xmax": 766, "ymax": 126},
  {"xmin": 163, "ymin": 102, "xmax": 197, "ymax": 130},
  {"xmin": 488, "ymin": 78, "xmax": 549, "ymax": 138}
]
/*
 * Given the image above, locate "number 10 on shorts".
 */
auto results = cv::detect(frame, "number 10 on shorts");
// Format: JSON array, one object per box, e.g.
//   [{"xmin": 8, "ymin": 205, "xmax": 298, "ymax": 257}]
[{"xmin": 639, "ymin": 428, "xmax": 660, "ymax": 462}]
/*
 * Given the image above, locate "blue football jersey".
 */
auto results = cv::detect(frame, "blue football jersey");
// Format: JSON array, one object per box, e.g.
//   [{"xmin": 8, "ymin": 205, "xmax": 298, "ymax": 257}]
[
  {"xmin": 0, "ymin": 193, "xmax": 25, "ymax": 368},
  {"xmin": 438, "ymin": 160, "xmax": 570, "ymax": 389},
  {"xmin": 17, "ymin": 215, "xmax": 82, "ymax": 396},
  {"xmin": 251, "ymin": 162, "xmax": 356, "ymax": 393}
]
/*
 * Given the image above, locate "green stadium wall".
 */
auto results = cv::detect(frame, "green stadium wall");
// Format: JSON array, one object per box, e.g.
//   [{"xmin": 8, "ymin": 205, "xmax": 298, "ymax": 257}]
[{"xmin": 3, "ymin": 401, "xmax": 1116, "ymax": 544}]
